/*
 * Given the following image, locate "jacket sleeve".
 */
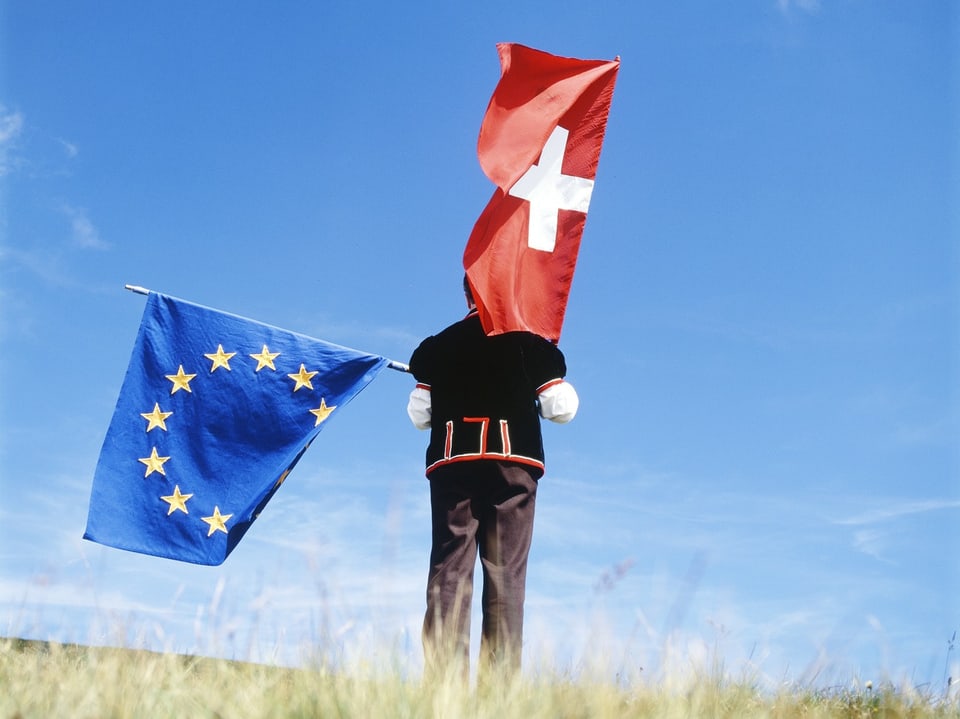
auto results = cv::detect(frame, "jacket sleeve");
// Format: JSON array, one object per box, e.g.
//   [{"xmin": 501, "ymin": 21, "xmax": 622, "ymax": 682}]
[
  {"xmin": 408, "ymin": 335, "xmax": 436, "ymax": 385},
  {"xmin": 521, "ymin": 333, "xmax": 577, "ymax": 422},
  {"xmin": 520, "ymin": 333, "xmax": 567, "ymax": 387},
  {"xmin": 407, "ymin": 336, "xmax": 437, "ymax": 429}
]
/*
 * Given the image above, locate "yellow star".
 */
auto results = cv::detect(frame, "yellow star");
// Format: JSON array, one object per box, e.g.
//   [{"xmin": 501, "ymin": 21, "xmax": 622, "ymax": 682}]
[
  {"xmin": 201, "ymin": 506, "xmax": 232, "ymax": 537},
  {"xmin": 309, "ymin": 398, "xmax": 337, "ymax": 426},
  {"xmin": 160, "ymin": 485, "xmax": 192, "ymax": 515},
  {"xmin": 165, "ymin": 365, "xmax": 197, "ymax": 394},
  {"xmin": 139, "ymin": 447, "xmax": 171, "ymax": 477},
  {"xmin": 275, "ymin": 468, "xmax": 291, "ymax": 488},
  {"xmin": 204, "ymin": 344, "xmax": 236, "ymax": 372},
  {"xmin": 250, "ymin": 344, "xmax": 280, "ymax": 372},
  {"xmin": 287, "ymin": 364, "xmax": 317, "ymax": 392},
  {"xmin": 274, "ymin": 439, "xmax": 312, "ymax": 488},
  {"xmin": 140, "ymin": 403, "xmax": 173, "ymax": 432}
]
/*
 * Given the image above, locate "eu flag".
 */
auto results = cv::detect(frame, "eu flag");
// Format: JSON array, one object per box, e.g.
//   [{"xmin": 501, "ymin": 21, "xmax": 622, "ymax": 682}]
[{"xmin": 84, "ymin": 292, "xmax": 389, "ymax": 565}]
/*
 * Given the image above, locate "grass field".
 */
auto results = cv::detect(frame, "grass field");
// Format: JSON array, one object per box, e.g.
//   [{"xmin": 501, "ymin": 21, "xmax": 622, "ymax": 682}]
[{"xmin": 1, "ymin": 637, "xmax": 957, "ymax": 718}]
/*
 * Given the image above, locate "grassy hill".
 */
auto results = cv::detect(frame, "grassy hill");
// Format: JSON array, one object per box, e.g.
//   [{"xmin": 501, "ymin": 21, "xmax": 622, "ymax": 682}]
[{"xmin": 1, "ymin": 636, "xmax": 956, "ymax": 718}]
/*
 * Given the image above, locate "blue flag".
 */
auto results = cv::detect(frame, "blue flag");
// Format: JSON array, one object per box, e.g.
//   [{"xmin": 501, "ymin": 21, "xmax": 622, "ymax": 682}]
[{"xmin": 84, "ymin": 292, "xmax": 389, "ymax": 565}]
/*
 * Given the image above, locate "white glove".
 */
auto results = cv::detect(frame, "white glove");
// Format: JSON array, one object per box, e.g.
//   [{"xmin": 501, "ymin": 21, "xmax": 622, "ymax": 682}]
[
  {"xmin": 407, "ymin": 384, "xmax": 432, "ymax": 430},
  {"xmin": 537, "ymin": 379, "xmax": 579, "ymax": 423}
]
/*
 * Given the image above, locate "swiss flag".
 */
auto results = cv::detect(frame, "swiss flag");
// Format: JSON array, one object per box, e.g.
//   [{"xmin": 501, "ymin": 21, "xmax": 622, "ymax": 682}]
[{"xmin": 463, "ymin": 43, "xmax": 620, "ymax": 341}]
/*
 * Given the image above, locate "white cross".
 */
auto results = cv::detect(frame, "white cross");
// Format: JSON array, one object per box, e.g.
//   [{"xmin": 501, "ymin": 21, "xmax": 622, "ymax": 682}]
[{"xmin": 508, "ymin": 125, "xmax": 595, "ymax": 253}]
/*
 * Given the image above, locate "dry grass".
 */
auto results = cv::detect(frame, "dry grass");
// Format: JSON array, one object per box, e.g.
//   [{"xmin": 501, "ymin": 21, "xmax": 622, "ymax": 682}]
[{"xmin": 1, "ymin": 637, "xmax": 957, "ymax": 718}]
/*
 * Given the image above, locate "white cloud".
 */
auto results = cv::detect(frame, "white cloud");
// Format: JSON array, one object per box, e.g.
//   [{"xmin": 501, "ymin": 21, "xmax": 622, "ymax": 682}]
[
  {"xmin": 892, "ymin": 417, "xmax": 953, "ymax": 446},
  {"xmin": 57, "ymin": 138, "xmax": 79, "ymax": 159},
  {"xmin": 60, "ymin": 204, "xmax": 109, "ymax": 250},
  {"xmin": 851, "ymin": 528, "xmax": 891, "ymax": 562},
  {"xmin": 778, "ymin": 0, "xmax": 821, "ymax": 14},
  {"xmin": 834, "ymin": 499, "xmax": 960, "ymax": 527},
  {"xmin": 0, "ymin": 107, "xmax": 25, "ymax": 176},
  {"xmin": 832, "ymin": 498, "xmax": 960, "ymax": 562},
  {"xmin": 0, "ymin": 245, "xmax": 115, "ymax": 295},
  {"xmin": 0, "ymin": 108, "xmax": 23, "ymax": 144}
]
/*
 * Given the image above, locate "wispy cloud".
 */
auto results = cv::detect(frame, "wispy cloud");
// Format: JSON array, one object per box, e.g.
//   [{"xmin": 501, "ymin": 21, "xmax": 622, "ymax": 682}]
[
  {"xmin": 0, "ymin": 202, "xmax": 110, "ymax": 300},
  {"xmin": 834, "ymin": 498, "xmax": 960, "ymax": 527},
  {"xmin": 851, "ymin": 529, "xmax": 891, "ymax": 563},
  {"xmin": 0, "ymin": 106, "xmax": 25, "ymax": 176},
  {"xmin": 892, "ymin": 417, "xmax": 954, "ymax": 447},
  {"xmin": 833, "ymin": 498, "xmax": 960, "ymax": 563},
  {"xmin": 57, "ymin": 138, "xmax": 79, "ymax": 159},
  {"xmin": 302, "ymin": 315, "xmax": 423, "ymax": 358},
  {"xmin": 0, "ymin": 246, "xmax": 73, "ymax": 287},
  {"xmin": 60, "ymin": 204, "xmax": 109, "ymax": 250},
  {"xmin": 0, "ymin": 245, "xmax": 115, "ymax": 295},
  {"xmin": 777, "ymin": 0, "xmax": 821, "ymax": 15}
]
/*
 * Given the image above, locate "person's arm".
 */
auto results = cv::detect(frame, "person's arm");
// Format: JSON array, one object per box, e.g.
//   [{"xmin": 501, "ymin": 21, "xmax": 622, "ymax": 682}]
[
  {"xmin": 407, "ymin": 337, "xmax": 435, "ymax": 430},
  {"xmin": 522, "ymin": 334, "xmax": 578, "ymax": 423}
]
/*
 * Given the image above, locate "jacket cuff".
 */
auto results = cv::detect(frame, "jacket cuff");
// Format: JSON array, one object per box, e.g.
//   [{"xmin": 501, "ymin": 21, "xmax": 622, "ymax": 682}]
[{"xmin": 538, "ymin": 380, "xmax": 579, "ymax": 423}]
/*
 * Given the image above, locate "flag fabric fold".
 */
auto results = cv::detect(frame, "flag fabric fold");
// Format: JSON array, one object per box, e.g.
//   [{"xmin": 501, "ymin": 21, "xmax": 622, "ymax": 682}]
[
  {"xmin": 463, "ymin": 43, "xmax": 620, "ymax": 341},
  {"xmin": 84, "ymin": 292, "xmax": 388, "ymax": 565}
]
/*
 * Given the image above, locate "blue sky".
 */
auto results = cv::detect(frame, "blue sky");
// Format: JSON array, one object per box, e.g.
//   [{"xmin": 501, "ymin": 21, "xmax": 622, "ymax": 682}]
[{"xmin": 1, "ymin": 0, "xmax": 958, "ymax": 690}]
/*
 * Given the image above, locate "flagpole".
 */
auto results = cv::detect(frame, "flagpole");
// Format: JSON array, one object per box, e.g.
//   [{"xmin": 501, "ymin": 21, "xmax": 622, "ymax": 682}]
[{"xmin": 124, "ymin": 284, "xmax": 410, "ymax": 373}]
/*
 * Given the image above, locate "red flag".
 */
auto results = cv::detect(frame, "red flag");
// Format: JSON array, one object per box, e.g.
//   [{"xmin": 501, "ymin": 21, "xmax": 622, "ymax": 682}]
[{"xmin": 463, "ymin": 43, "xmax": 620, "ymax": 341}]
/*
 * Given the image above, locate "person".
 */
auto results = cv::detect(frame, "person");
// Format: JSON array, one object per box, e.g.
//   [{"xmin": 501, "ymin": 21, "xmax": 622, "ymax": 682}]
[{"xmin": 406, "ymin": 275, "xmax": 579, "ymax": 680}]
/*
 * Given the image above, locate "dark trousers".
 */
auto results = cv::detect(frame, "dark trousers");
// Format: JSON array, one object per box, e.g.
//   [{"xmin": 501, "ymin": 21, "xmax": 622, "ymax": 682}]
[{"xmin": 423, "ymin": 461, "xmax": 538, "ymax": 678}]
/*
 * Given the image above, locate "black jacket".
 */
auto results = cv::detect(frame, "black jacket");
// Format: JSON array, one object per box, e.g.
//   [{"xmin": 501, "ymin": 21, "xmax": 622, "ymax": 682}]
[{"xmin": 409, "ymin": 310, "xmax": 567, "ymax": 477}]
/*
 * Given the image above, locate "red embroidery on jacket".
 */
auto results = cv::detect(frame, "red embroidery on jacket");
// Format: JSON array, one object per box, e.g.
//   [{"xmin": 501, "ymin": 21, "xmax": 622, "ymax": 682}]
[
  {"xmin": 536, "ymin": 378, "xmax": 564, "ymax": 394},
  {"xmin": 443, "ymin": 421, "xmax": 453, "ymax": 459},
  {"xmin": 463, "ymin": 417, "xmax": 490, "ymax": 454}
]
